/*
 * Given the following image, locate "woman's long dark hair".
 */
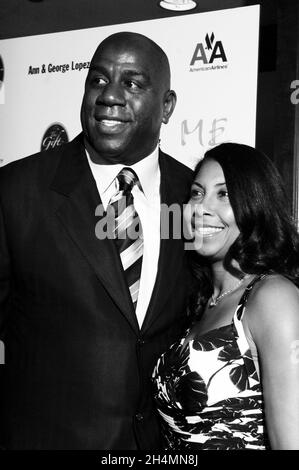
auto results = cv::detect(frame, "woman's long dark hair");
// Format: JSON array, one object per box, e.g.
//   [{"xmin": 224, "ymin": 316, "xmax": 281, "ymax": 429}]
[{"xmin": 188, "ymin": 142, "xmax": 299, "ymax": 319}]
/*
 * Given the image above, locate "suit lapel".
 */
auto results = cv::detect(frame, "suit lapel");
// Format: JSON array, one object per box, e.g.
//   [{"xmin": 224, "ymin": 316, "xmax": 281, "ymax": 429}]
[
  {"xmin": 50, "ymin": 135, "xmax": 139, "ymax": 333},
  {"xmin": 141, "ymin": 151, "xmax": 188, "ymax": 333}
]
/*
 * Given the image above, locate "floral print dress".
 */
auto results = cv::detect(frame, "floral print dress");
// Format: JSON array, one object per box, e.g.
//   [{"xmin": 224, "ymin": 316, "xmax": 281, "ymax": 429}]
[{"xmin": 152, "ymin": 275, "xmax": 269, "ymax": 450}]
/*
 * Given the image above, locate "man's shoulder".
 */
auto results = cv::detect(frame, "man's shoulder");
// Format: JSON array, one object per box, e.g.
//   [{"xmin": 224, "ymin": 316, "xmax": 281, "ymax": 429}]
[
  {"xmin": 159, "ymin": 150, "xmax": 193, "ymax": 182},
  {"xmin": 1, "ymin": 147, "xmax": 58, "ymax": 173},
  {"xmin": 159, "ymin": 150, "xmax": 194, "ymax": 203},
  {"xmin": 0, "ymin": 134, "xmax": 83, "ymax": 191}
]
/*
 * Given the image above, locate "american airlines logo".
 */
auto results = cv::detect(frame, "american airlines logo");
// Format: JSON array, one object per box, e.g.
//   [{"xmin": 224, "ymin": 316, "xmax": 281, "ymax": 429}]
[{"xmin": 190, "ymin": 33, "xmax": 228, "ymax": 72}]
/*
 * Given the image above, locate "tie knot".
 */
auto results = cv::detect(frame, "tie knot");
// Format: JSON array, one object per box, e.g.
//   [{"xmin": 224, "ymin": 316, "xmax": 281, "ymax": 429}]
[{"xmin": 117, "ymin": 168, "xmax": 139, "ymax": 194}]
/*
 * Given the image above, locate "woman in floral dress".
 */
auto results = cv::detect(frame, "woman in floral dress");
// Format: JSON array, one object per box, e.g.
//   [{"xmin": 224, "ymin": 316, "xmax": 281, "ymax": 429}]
[{"xmin": 152, "ymin": 143, "xmax": 299, "ymax": 450}]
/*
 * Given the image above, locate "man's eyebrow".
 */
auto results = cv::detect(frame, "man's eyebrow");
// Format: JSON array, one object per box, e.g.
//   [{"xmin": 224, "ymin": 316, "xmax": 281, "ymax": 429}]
[
  {"xmin": 89, "ymin": 65, "xmax": 150, "ymax": 81},
  {"xmin": 89, "ymin": 64, "xmax": 107, "ymax": 73},
  {"xmin": 122, "ymin": 69, "xmax": 151, "ymax": 81}
]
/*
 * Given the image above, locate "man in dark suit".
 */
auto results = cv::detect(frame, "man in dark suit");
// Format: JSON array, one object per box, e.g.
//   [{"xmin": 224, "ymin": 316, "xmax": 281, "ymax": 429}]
[{"xmin": 0, "ymin": 32, "xmax": 193, "ymax": 449}]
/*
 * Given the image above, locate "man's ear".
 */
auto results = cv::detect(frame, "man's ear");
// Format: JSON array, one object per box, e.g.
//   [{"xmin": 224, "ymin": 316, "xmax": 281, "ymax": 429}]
[{"xmin": 162, "ymin": 90, "xmax": 177, "ymax": 124}]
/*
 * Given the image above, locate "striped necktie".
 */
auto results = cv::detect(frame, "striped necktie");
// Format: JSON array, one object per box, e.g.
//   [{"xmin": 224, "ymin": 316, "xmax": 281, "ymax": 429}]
[{"xmin": 108, "ymin": 168, "xmax": 143, "ymax": 309}]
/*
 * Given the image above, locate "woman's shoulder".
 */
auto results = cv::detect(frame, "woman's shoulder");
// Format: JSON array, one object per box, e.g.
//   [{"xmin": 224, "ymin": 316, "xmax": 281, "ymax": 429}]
[
  {"xmin": 249, "ymin": 274, "xmax": 299, "ymax": 304},
  {"xmin": 245, "ymin": 274, "xmax": 299, "ymax": 336},
  {"xmin": 255, "ymin": 273, "xmax": 299, "ymax": 295}
]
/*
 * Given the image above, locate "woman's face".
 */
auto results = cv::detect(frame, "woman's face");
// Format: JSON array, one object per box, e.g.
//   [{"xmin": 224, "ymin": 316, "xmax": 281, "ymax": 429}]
[{"xmin": 185, "ymin": 158, "xmax": 240, "ymax": 261}]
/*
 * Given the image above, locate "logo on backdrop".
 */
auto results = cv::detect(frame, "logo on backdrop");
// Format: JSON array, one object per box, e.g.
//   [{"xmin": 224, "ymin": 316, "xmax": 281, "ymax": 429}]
[
  {"xmin": 0, "ymin": 55, "xmax": 4, "ymax": 104},
  {"xmin": 189, "ymin": 33, "xmax": 228, "ymax": 72},
  {"xmin": 41, "ymin": 123, "xmax": 69, "ymax": 152}
]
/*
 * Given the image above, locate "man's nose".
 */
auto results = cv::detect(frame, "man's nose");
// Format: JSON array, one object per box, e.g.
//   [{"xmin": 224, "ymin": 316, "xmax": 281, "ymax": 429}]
[{"xmin": 96, "ymin": 82, "xmax": 126, "ymax": 107}]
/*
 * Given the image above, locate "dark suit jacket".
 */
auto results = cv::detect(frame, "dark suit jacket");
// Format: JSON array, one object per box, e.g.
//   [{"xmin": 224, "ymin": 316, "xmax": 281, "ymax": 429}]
[{"xmin": 0, "ymin": 133, "xmax": 193, "ymax": 449}]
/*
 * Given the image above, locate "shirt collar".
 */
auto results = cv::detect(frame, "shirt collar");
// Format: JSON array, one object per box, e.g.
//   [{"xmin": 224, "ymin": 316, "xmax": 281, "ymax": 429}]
[{"xmin": 85, "ymin": 145, "xmax": 160, "ymax": 200}]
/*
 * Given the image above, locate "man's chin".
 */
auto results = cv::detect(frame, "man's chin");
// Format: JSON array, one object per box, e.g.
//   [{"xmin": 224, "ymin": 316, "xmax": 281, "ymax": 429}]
[
  {"xmin": 83, "ymin": 137, "xmax": 124, "ymax": 165},
  {"xmin": 84, "ymin": 135, "xmax": 154, "ymax": 165},
  {"xmin": 89, "ymin": 150, "xmax": 125, "ymax": 165}
]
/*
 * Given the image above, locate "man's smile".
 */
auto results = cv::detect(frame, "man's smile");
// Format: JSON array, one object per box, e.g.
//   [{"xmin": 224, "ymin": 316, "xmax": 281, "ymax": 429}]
[{"xmin": 94, "ymin": 116, "xmax": 131, "ymax": 133}]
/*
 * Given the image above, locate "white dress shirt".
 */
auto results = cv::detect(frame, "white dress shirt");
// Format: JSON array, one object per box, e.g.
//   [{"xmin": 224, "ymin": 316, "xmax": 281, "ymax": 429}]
[{"xmin": 86, "ymin": 147, "xmax": 161, "ymax": 328}]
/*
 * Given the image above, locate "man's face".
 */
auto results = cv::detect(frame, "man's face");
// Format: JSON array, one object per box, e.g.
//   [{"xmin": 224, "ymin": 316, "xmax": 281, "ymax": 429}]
[{"xmin": 81, "ymin": 37, "xmax": 175, "ymax": 165}]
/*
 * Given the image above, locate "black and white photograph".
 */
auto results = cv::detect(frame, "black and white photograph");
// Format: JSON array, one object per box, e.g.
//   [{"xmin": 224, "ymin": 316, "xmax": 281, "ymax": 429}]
[{"xmin": 0, "ymin": 0, "xmax": 298, "ymax": 463}]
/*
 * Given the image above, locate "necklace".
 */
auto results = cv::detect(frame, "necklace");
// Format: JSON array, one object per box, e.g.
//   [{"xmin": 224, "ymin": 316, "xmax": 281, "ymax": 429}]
[{"xmin": 209, "ymin": 276, "xmax": 246, "ymax": 308}]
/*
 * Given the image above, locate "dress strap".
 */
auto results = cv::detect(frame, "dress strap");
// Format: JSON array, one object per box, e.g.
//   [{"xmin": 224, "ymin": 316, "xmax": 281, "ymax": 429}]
[
  {"xmin": 232, "ymin": 274, "xmax": 266, "ymax": 388},
  {"xmin": 232, "ymin": 274, "xmax": 266, "ymax": 355},
  {"xmin": 235, "ymin": 274, "xmax": 267, "ymax": 321}
]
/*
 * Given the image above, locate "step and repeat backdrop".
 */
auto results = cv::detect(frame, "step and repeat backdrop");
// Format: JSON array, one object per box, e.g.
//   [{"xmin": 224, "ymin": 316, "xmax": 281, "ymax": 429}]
[{"xmin": 0, "ymin": 5, "xmax": 259, "ymax": 169}]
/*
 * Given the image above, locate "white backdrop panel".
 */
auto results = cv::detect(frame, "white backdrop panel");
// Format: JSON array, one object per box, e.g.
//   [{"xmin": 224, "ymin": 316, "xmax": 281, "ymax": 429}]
[{"xmin": 0, "ymin": 5, "xmax": 259, "ymax": 168}]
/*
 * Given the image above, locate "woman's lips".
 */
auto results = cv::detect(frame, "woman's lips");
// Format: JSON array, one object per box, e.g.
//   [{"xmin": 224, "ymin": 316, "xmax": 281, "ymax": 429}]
[{"xmin": 194, "ymin": 225, "xmax": 225, "ymax": 237}]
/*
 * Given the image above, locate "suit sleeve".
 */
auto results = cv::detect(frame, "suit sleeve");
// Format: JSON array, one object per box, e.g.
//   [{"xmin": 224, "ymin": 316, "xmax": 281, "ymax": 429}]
[{"xmin": 0, "ymin": 194, "xmax": 11, "ymax": 341}]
